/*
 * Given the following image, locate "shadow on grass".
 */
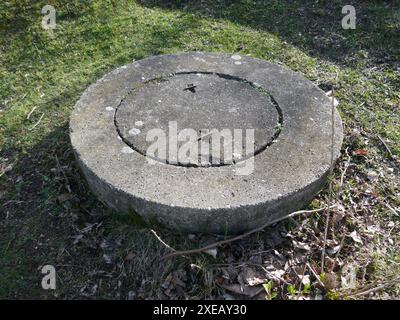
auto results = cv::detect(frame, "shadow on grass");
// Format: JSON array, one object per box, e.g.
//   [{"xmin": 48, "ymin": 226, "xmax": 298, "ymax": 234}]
[
  {"xmin": 138, "ymin": 0, "xmax": 400, "ymax": 68},
  {"xmin": 0, "ymin": 2, "xmax": 224, "ymax": 296},
  {"xmin": 0, "ymin": 123, "xmax": 187, "ymax": 299},
  {"xmin": 0, "ymin": 123, "xmax": 101, "ymax": 298}
]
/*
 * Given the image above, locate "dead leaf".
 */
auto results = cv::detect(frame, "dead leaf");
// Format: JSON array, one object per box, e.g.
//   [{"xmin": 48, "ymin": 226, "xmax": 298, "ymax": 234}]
[
  {"xmin": 325, "ymin": 91, "xmax": 339, "ymax": 106},
  {"xmin": 80, "ymin": 283, "xmax": 98, "ymax": 297},
  {"xmin": 204, "ymin": 248, "xmax": 217, "ymax": 259},
  {"xmin": 353, "ymin": 149, "xmax": 368, "ymax": 156},
  {"xmin": 57, "ymin": 193, "xmax": 74, "ymax": 202},
  {"xmin": 269, "ymin": 269, "xmax": 286, "ymax": 282},
  {"xmin": 247, "ymin": 277, "xmax": 266, "ymax": 287},
  {"xmin": 341, "ymin": 264, "xmax": 357, "ymax": 289},
  {"xmin": 239, "ymin": 267, "xmax": 267, "ymax": 286},
  {"xmin": 326, "ymin": 244, "xmax": 341, "ymax": 255},
  {"xmin": 299, "ymin": 275, "xmax": 310, "ymax": 286},
  {"xmin": 322, "ymin": 272, "xmax": 338, "ymax": 291},
  {"xmin": 325, "ymin": 256, "xmax": 338, "ymax": 272},
  {"xmin": 349, "ymin": 230, "xmax": 363, "ymax": 244},
  {"xmin": 103, "ymin": 254, "xmax": 113, "ymax": 264},
  {"xmin": 293, "ymin": 240, "xmax": 311, "ymax": 251},
  {"xmin": 222, "ymin": 283, "xmax": 264, "ymax": 298}
]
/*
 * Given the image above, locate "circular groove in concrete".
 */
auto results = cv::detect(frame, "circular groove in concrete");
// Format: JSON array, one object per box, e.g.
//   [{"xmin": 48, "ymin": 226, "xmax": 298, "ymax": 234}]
[
  {"xmin": 114, "ymin": 71, "xmax": 283, "ymax": 167},
  {"xmin": 70, "ymin": 52, "xmax": 343, "ymax": 234}
]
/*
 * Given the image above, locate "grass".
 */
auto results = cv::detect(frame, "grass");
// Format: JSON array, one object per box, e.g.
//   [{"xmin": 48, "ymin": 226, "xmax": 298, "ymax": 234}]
[{"xmin": 0, "ymin": 0, "xmax": 399, "ymax": 299}]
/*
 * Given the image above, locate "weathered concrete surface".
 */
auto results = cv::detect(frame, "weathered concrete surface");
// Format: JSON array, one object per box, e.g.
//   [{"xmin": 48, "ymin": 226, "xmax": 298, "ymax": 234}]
[
  {"xmin": 115, "ymin": 72, "xmax": 280, "ymax": 164},
  {"xmin": 70, "ymin": 52, "xmax": 343, "ymax": 234}
]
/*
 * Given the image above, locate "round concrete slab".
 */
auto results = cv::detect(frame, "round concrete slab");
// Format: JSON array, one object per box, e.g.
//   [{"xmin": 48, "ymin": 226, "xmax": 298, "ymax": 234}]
[
  {"xmin": 115, "ymin": 72, "xmax": 281, "ymax": 165},
  {"xmin": 70, "ymin": 52, "xmax": 343, "ymax": 234}
]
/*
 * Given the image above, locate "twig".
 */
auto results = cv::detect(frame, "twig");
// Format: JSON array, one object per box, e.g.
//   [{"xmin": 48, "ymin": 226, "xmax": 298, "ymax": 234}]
[
  {"xmin": 382, "ymin": 202, "xmax": 399, "ymax": 217},
  {"xmin": 306, "ymin": 262, "xmax": 325, "ymax": 288},
  {"xmin": 321, "ymin": 88, "xmax": 336, "ymax": 272},
  {"xmin": 289, "ymin": 217, "xmax": 320, "ymax": 242},
  {"xmin": 334, "ymin": 232, "xmax": 347, "ymax": 260},
  {"xmin": 26, "ymin": 106, "xmax": 37, "ymax": 119},
  {"xmin": 340, "ymin": 147, "xmax": 351, "ymax": 187},
  {"xmin": 28, "ymin": 112, "xmax": 44, "ymax": 130},
  {"xmin": 330, "ymin": 88, "xmax": 336, "ymax": 175},
  {"xmin": 160, "ymin": 205, "xmax": 335, "ymax": 261},
  {"xmin": 150, "ymin": 229, "xmax": 176, "ymax": 252},
  {"xmin": 348, "ymin": 277, "xmax": 400, "ymax": 298},
  {"xmin": 296, "ymin": 262, "xmax": 308, "ymax": 299},
  {"xmin": 320, "ymin": 212, "xmax": 330, "ymax": 273},
  {"xmin": 377, "ymin": 135, "xmax": 394, "ymax": 159}
]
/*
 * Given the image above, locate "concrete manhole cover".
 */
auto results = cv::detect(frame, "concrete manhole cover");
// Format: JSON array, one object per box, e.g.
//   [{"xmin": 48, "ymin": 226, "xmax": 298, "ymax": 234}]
[
  {"xmin": 115, "ymin": 71, "xmax": 282, "ymax": 166},
  {"xmin": 70, "ymin": 52, "xmax": 343, "ymax": 234}
]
